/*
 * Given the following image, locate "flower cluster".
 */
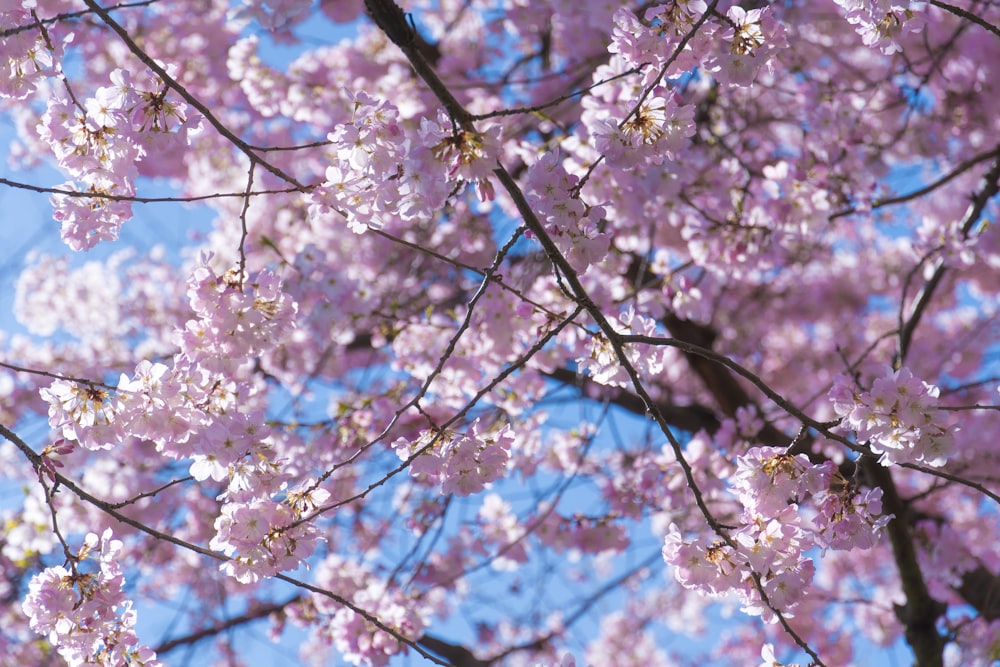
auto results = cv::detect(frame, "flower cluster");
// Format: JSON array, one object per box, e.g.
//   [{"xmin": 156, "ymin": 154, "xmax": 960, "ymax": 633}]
[
  {"xmin": 478, "ymin": 493, "xmax": 529, "ymax": 570},
  {"xmin": 577, "ymin": 307, "xmax": 665, "ymax": 388},
  {"xmin": 608, "ymin": 3, "xmax": 785, "ymax": 88},
  {"xmin": 0, "ymin": 5, "xmax": 61, "ymax": 100},
  {"xmin": 609, "ymin": 3, "xmax": 710, "ymax": 81},
  {"xmin": 14, "ymin": 253, "xmax": 127, "ymax": 339},
  {"xmin": 534, "ymin": 508, "xmax": 630, "ymax": 556},
  {"xmin": 834, "ymin": 0, "xmax": 927, "ymax": 54},
  {"xmin": 39, "ymin": 380, "xmax": 120, "ymax": 451},
  {"xmin": 38, "ymin": 68, "xmax": 197, "ymax": 250},
  {"xmin": 418, "ymin": 112, "xmax": 501, "ymax": 202},
  {"xmin": 730, "ymin": 447, "xmax": 827, "ymax": 517},
  {"xmin": 664, "ymin": 506, "xmax": 821, "ymax": 623},
  {"xmin": 813, "ymin": 479, "xmax": 889, "ymax": 551},
  {"xmin": 35, "ymin": 260, "xmax": 311, "ymax": 587},
  {"xmin": 524, "ymin": 150, "xmax": 609, "ymax": 270},
  {"xmin": 38, "ymin": 359, "xmax": 189, "ymax": 455},
  {"xmin": 394, "ymin": 420, "xmax": 514, "ymax": 496},
  {"xmin": 178, "ymin": 260, "xmax": 298, "ymax": 361},
  {"xmin": 664, "ymin": 447, "xmax": 890, "ymax": 622},
  {"xmin": 662, "ymin": 525, "xmax": 744, "ymax": 596},
  {"xmin": 734, "ymin": 447, "xmax": 890, "ymax": 552},
  {"xmin": 590, "ymin": 87, "xmax": 696, "ymax": 169},
  {"xmin": 829, "ymin": 367, "xmax": 954, "ymax": 466},
  {"xmin": 585, "ymin": 611, "xmax": 672, "ymax": 666},
  {"xmin": 314, "ymin": 92, "xmax": 408, "ymax": 233},
  {"xmin": 21, "ymin": 529, "xmax": 162, "ymax": 667},
  {"xmin": 210, "ymin": 485, "xmax": 328, "ymax": 584},
  {"xmin": 759, "ymin": 160, "xmax": 833, "ymax": 237},
  {"xmin": 313, "ymin": 94, "xmax": 502, "ymax": 233},
  {"xmin": 328, "ymin": 584, "xmax": 428, "ymax": 667},
  {"xmin": 760, "ymin": 643, "xmax": 801, "ymax": 667},
  {"xmin": 294, "ymin": 555, "xmax": 430, "ymax": 667},
  {"xmin": 38, "ymin": 261, "xmax": 296, "ymax": 457},
  {"xmin": 714, "ymin": 5, "xmax": 786, "ymax": 87}
]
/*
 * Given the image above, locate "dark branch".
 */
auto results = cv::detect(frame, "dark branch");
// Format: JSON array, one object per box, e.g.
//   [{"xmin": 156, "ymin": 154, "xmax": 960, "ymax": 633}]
[
  {"xmin": 957, "ymin": 566, "xmax": 1000, "ymax": 621},
  {"xmin": 544, "ymin": 366, "xmax": 722, "ymax": 435},
  {"xmin": 930, "ymin": 1, "xmax": 1000, "ymax": 39},
  {"xmin": 896, "ymin": 157, "xmax": 1000, "ymax": 366},
  {"xmin": 418, "ymin": 635, "xmax": 490, "ymax": 667},
  {"xmin": 154, "ymin": 597, "xmax": 300, "ymax": 654},
  {"xmin": 364, "ymin": 0, "xmax": 414, "ymax": 47},
  {"xmin": 863, "ymin": 459, "xmax": 946, "ymax": 667}
]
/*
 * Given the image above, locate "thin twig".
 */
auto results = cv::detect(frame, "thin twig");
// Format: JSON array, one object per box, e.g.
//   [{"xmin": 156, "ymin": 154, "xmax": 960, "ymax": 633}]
[
  {"xmin": 0, "ymin": 0, "xmax": 156, "ymax": 38},
  {"xmin": 0, "ymin": 176, "xmax": 306, "ymax": 202},
  {"xmin": 930, "ymin": 0, "xmax": 1000, "ymax": 39}
]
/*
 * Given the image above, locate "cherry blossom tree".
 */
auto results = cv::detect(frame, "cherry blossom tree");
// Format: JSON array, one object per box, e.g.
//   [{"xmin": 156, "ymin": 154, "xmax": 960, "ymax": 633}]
[{"xmin": 2, "ymin": 1, "xmax": 1000, "ymax": 666}]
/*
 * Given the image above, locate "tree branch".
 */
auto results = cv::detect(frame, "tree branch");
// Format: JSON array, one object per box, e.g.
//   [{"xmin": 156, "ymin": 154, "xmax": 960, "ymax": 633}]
[
  {"xmin": 896, "ymin": 157, "xmax": 1000, "ymax": 366},
  {"xmin": 418, "ymin": 635, "xmax": 490, "ymax": 667},
  {"xmin": 544, "ymin": 366, "xmax": 722, "ymax": 435},
  {"xmin": 957, "ymin": 566, "xmax": 1000, "ymax": 621},
  {"xmin": 154, "ymin": 597, "xmax": 301, "ymax": 654},
  {"xmin": 930, "ymin": 0, "xmax": 1000, "ymax": 40},
  {"xmin": 862, "ymin": 458, "xmax": 946, "ymax": 667}
]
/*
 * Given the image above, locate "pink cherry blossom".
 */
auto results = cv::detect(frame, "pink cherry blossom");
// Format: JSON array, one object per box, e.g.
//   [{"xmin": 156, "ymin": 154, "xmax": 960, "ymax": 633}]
[
  {"xmin": 3, "ymin": 2, "xmax": 1000, "ymax": 666},
  {"xmin": 831, "ymin": 367, "xmax": 955, "ymax": 466},
  {"xmin": 22, "ymin": 530, "xmax": 162, "ymax": 667}
]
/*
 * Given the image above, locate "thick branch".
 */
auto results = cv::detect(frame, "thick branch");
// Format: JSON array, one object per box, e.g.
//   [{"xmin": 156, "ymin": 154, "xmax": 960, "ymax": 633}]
[
  {"xmin": 622, "ymin": 257, "xmax": 792, "ymax": 447},
  {"xmin": 662, "ymin": 313, "xmax": 759, "ymax": 418},
  {"xmin": 365, "ymin": 0, "xmax": 474, "ymax": 129},
  {"xmin": 957, "ymin": 566, "xmax": 1000, "ymax": 621},
  {"xmin": 544, "ymin": 366, "xmax": 722, "ymax": 435},
  {"xmin": 862, "ymin": 458, "xmax": 946, "ymax": 667}
]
